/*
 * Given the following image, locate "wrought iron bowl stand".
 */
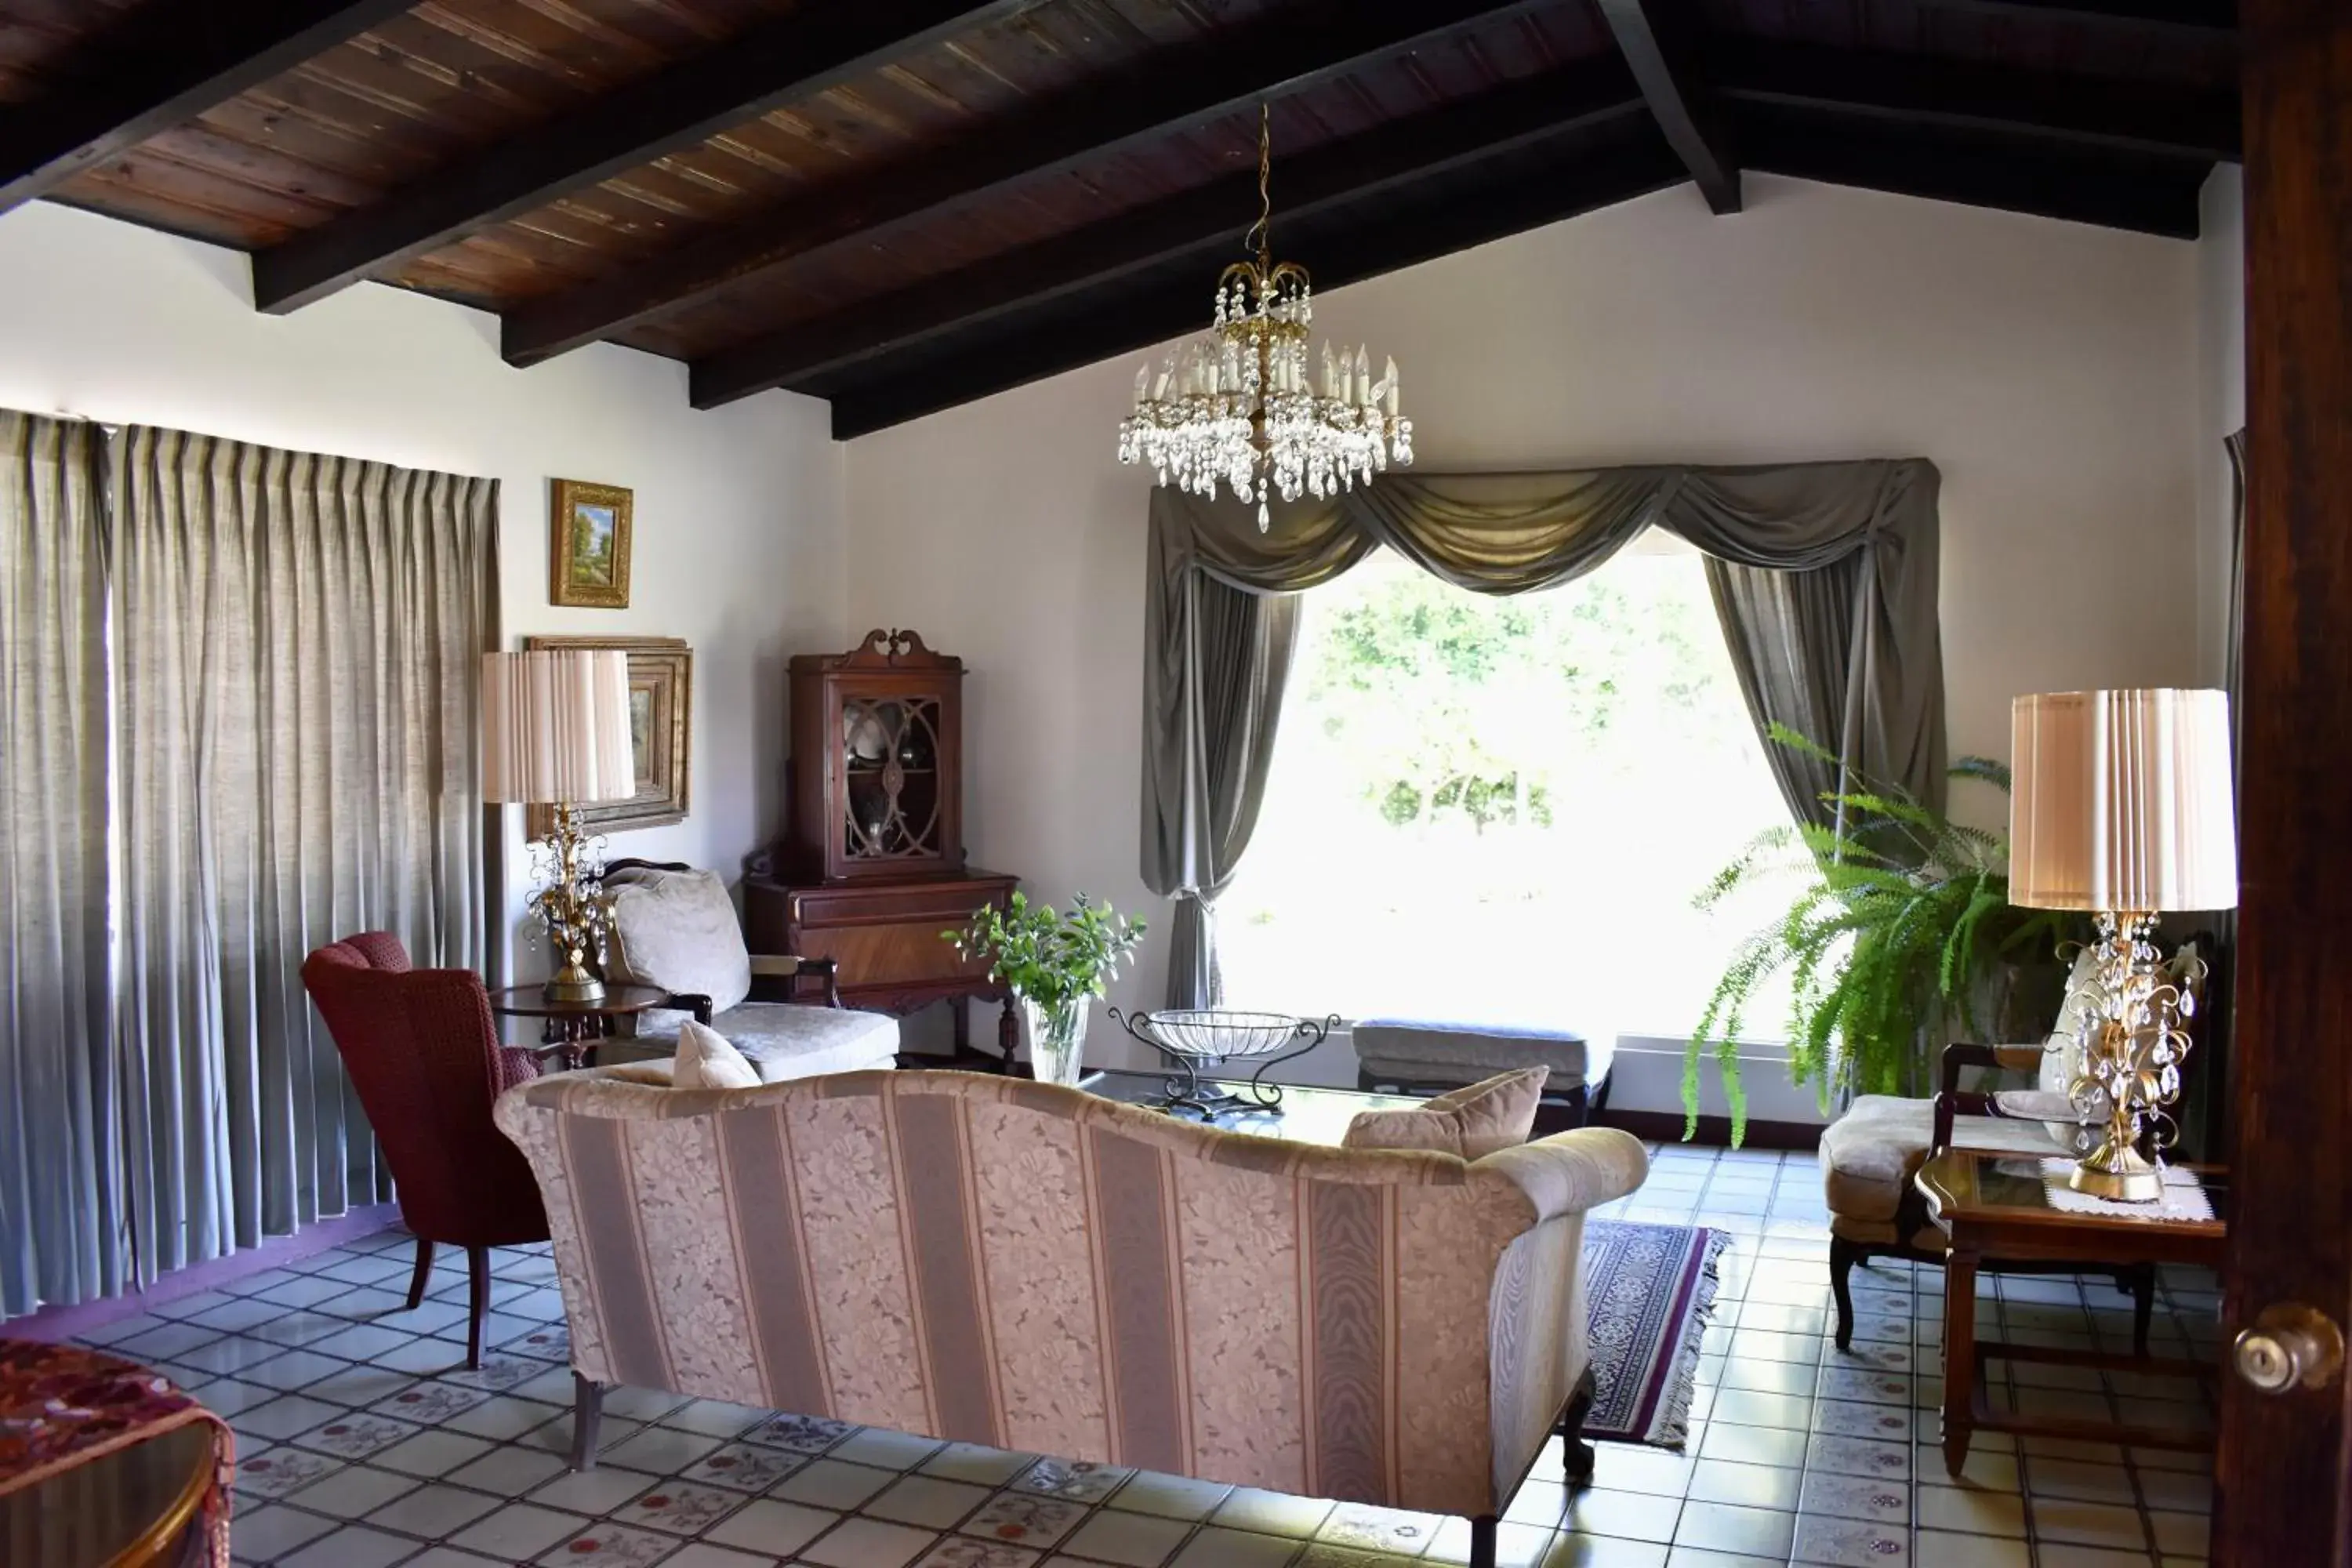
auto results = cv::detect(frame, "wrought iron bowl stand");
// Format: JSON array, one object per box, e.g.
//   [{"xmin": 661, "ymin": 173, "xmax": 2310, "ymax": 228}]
[{"xmin": 1107, "ymin": 1008, "xmax": 1339, "ymax": 1122}]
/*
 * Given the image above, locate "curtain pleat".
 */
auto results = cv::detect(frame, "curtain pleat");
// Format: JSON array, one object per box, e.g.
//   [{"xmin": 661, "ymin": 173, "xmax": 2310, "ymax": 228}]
[
  {"xmin": 109, "ymin": 426, "xmax": 495, "ymax": 1279},
  {"xmin": 0, "ymin": 413, "xmax": 120, "ymax": 1318},
  {"xmin": 1142, "ymin": 460, "xmax": 1947, "ymax": 994}
]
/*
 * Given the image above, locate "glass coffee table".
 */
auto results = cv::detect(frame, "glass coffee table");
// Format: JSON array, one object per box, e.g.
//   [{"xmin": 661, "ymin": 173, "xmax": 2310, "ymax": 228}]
[
  {"xmin": 1080, "ymin": 1067, "xmax": 1416, "ymax": 1148},
  {"xmin": 1915, "ymin": 1147, "xmax": 2228, "ymax": 1477}
]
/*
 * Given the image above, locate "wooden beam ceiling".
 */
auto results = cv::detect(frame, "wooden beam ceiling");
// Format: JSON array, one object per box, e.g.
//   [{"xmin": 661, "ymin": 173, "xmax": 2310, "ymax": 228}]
[
  {"xmin": 499, "ymin": 0, "xmax": 1547, "ymax": 368},
  {"xmin": 1712, "ymin": 39, "xmax": 2241, "ymax": 162},
  {"xmin": 690, "ymin": 58, "xmax": 1647, "ymax": 408},
  {"xmin": 0, "ymin": 0, "xmax": 412, "ymax": 216},
  {"xmin": 1596, "ymin": 0, "xmax": 1741, "ymax": 214},
  {"xmin": 821, "ymin": 132, "xmax": 1689, "ymax": 438},
  {"xmin": 1740, "ymin": 112, "xmax": 2208, "ymax": 238},
  {"xmin": 250, "ymin": 0, "xmax": 1030, "ymax": 314},
  {"xmin": 1909, "ymin": 0, "xmax": 2237, "ymax": 32}
]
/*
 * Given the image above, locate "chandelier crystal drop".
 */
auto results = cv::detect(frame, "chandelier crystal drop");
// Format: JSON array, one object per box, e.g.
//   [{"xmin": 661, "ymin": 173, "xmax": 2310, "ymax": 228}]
[{"xmin": 1116, "ymin": 105, "xmax": 1411, "ymax": 532}]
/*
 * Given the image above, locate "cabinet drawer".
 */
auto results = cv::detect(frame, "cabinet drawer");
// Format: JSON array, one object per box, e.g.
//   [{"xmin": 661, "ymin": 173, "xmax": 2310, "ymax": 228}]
[
  {"xmin": 799, "ymin": 919, "xmax": 989, "ymax": 987},
  {"xmin": 788, "ymin": 879, "xmax": 1011, "ymax": 928}
]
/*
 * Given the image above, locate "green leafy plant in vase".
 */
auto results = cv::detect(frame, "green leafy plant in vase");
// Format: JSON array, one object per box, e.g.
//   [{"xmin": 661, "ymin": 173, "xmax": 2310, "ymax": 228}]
[
  {"xmin": 1689, "ymin": 725, "xmax": 2074, "ymax": 1145},
  {"xmin": 946, "ymin": 892, "xmax": 1147, "ymax": 1087}
]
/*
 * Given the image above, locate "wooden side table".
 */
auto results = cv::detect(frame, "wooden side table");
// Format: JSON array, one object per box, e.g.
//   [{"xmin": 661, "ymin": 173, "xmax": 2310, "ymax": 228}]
[
  {"xmin": 1915, "ymin": 1149, "xmax": 2227, "ymax": 1477},
  {"xmin": 487, "ymin": 984, "xmax": 673, "ymax": 1071}
]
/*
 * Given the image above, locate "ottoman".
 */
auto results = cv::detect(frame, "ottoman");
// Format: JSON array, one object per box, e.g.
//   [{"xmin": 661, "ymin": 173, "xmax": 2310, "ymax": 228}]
[{"xmin": 1353, "ymin": 1018, "xmax": 1613, "ymax": 1132}]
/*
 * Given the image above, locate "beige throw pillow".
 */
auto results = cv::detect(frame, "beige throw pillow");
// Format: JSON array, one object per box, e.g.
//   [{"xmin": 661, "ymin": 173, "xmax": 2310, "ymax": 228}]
[
  {"xmin": 1341, "ymin": 1066, "xmax": 1551, "ymax": 1160},
  {"xmin": 673, "ymin": 1019, "xmax": 761, "ymax": 1091}
]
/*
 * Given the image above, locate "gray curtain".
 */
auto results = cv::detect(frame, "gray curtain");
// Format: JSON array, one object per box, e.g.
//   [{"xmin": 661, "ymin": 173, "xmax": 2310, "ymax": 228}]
[
  {"xmin": 111, "ymin": 426, "xmax": 499, "ymax": 1278},
  {"xmin": 1142, "ymin": 461, "xmax": 1946, "ymax": 1002},
  {"xmin": 1, "ymin": 414, "xmax": 122, "ymax": 1318}
]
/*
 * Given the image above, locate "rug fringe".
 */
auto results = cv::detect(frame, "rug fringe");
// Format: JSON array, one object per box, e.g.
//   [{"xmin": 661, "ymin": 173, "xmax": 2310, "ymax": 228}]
[{"xmin": 1646, "ymin": 1227, "xmax": 1732, "ymax": 1449}]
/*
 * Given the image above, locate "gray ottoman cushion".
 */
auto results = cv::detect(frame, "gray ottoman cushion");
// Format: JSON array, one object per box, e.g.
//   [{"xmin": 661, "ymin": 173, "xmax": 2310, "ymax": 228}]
[{"xmin": 1354, "ymin": 1018, "xmax": 1609, "ymax": 1091}]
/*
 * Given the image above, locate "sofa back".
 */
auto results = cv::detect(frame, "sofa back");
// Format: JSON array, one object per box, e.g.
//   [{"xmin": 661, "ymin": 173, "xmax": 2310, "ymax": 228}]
[{"xmin": 494, "ymin": 1068, "xmax": 1624, "ymax": 1517}]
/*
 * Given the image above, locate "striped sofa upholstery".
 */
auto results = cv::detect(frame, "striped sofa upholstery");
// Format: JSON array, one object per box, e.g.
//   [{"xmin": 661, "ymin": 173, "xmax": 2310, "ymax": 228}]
[{"xmin": 492, "ymin": 1066, "xmax": 1646, "ymax": 1528}]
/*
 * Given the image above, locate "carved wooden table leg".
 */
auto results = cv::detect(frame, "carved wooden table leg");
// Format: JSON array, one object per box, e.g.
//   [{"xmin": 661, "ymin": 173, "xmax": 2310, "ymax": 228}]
[
  {"xmin": 953, "ymin": 996, "xmax": 971, "ymax": 1057},
  {"xmin": 998, "ymin": 996, "xmax": 1019, "ymax": 1073},
  {"xmin": 1943, "ymin": 1247, "xmax": 1980, "ymax": 1477}
]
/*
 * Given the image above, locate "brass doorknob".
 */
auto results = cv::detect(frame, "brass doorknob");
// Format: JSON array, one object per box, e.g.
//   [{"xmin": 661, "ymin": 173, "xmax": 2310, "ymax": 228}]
[{"xmin": 2234, "ymin": 1304, "xmax": 2347, "ymax": 1394}]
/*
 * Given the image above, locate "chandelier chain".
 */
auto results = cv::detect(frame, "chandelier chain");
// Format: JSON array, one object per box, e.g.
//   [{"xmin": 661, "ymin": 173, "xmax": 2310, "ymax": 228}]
[{"xmin": 1245, "ymin": 103, "xmax": 1272, "ymax": 271}]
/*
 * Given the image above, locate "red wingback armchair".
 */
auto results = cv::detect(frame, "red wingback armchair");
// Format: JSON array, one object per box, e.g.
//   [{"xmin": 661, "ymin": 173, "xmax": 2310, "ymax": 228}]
[{"xmin": 302, "ymin": 933, "xmax": 550, "ymax": 1369}]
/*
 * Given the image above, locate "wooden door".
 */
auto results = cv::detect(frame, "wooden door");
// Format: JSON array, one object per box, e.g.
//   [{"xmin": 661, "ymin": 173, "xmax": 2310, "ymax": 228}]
[{"xmin": 2216, "ymin": 2, "xmax": 2352, "ymax": 1559}]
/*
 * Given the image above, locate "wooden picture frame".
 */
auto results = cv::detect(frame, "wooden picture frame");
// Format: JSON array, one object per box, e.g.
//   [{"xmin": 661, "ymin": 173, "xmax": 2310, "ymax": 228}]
[
  {"xmin": 523, "ymin": 635, "xmax": 691, "ymax": 835},
  {"xmin": 550, "ymin": 478, "xmax": 633, "ymax": 608}
]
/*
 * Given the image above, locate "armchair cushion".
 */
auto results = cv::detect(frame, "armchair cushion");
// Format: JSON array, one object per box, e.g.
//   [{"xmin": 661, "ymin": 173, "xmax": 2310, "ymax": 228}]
[
  {"xmin": 1820, "ymin": 1094, "xmax": 2074, "ymax": 1226},
  {"xmin": 605, "ymin": 866, "xmax": 752, "ymax": 1015},
  {"xmin": 673, "ymin": 1019, "xmax": 761, "ymax": 1091},
  {"xmin": 1342, "ymin": 1067, "xmax": 1549, "ymax": 1160}
]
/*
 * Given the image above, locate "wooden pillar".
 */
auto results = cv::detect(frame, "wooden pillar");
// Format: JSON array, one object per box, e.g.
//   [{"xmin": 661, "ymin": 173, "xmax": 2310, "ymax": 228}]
[{"xmin": 2218, "ymin": 2, "xmax": 2352, "ymax": 1561}]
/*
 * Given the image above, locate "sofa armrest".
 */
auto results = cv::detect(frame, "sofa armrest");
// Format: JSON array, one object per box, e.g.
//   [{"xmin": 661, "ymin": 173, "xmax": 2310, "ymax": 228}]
[{"xmin": 1475, "ymin": 1127, "xmax": 1649, "ymax": 1224}]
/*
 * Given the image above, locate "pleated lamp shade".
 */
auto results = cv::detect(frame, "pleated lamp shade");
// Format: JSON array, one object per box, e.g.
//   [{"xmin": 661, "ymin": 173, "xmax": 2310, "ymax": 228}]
[
  {"xmin": 2009, "ymin": 688, "xmax": 2238, "ymax": 913},
  {"xmin": 481, "ymin": 650, "xmax": 636, "ymax": 805}
]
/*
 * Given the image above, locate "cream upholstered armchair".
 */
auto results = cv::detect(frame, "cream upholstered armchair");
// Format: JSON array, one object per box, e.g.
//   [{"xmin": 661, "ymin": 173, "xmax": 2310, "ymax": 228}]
[
  {"xmin": 1817, "ymin": 942, "xmax": 2205, "ymax": 1351},
  {"xmin": 492, "ymin": 1067, "xmax": 1649, "ymax": 1568},
  {"xmin": 597, "ymin": 859, "xmax": 898, "ymax": 1081}
]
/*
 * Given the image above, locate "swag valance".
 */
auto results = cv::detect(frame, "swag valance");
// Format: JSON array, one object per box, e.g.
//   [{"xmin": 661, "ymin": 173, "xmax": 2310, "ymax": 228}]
[{"xmin": 1140, "ymin": 460, "xmax": 1947, "ymax": 1007}]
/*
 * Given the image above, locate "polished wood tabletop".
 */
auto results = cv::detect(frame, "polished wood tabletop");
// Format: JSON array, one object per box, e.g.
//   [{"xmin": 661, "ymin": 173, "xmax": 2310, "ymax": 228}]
[
  {"xmin": 0, "ymin": 1421, "xmax": 214, "ymax": 1568},
  {"xmin": 1917, "ymin": 1149, "xmax": 2229, "ymax": 1254},
  {"xmin": 484, "ymin": 983, "xmax": 670, "ymax": 1019}
]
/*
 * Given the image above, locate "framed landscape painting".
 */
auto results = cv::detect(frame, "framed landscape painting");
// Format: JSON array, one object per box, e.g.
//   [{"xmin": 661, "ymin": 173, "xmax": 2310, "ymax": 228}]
[
  {"xmin": 522, "ymin": 635, "xmax": 691, "ymax": 835},
  {"xmin": 550, "ymin": 478, "xmax": 632, "ymax": 608}
]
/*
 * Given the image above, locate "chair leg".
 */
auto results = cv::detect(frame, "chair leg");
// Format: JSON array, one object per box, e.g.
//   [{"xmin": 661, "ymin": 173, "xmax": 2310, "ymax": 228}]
[
  {"xmin": 2127, "ymin": 1265, "xmax": 2156, "ymax": 1356},
  {"xmin": 1467, "ymin": 1515, "xmax": 1498, "ymax": 1568},
  {"xmin": 570, "ymin": 1374, "xmax": 604, "ymax": 1471},
  {"xmin": 466, "ymin": 1245, "xmax": 492, "ymax": 1371},
  {"xmin": 1559, "ymin": 1364, "xmax": 1599, "ymax": 1489},
  {"xmin": 1830, "ymin": 1236, "xmax": 1861, "ymax": 1351},
  {"xmin": 404, "ymin": 1236, "xmax": 435, "ymax": 1312}
]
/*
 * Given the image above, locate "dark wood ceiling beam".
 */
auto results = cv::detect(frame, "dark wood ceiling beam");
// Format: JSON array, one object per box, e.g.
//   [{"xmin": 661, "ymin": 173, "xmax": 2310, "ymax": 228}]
[
  {"xmin": 1714, "ymin": 39, "xmax": 2240, "ymax": 162},
  {"xmin": 822, "ymin": 134, "xmax": 1688, "ymax": 439},
  {"xmin": 0, "ymin": 0, "xmax": 413, "ymax": 216},
  {"xmin": 1908, "ymin": 0, "xmax": 2235, "ymax": 33},
  {"xmin": 499, "ymin": 0, "xmax": 1548, "ymax": 368},
  {"xmin": 690, "ymin": 60, "xmax": 1645, "ymax": 408},
  {"xmin": 1595, "ymin": 0, "xmax": 1742, "ymax": 214},
  {"xmin": 250, "ymin": 0, "xmax": 1027, "ymax": 314},
  {"xmin": 1740, "ymin": 113, "xmax": 2207, "ymax": 237}
]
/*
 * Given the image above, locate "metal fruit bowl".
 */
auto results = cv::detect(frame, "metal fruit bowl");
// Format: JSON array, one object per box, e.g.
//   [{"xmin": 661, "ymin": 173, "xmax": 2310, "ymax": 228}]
[
  {"xmin": 1125, "ymin": 1008, "xmax": 1310, "ymax": 1060},
  {"xmin": 1107, "ymin": 1007, "xmax": 1338, "ymax": 1123}
]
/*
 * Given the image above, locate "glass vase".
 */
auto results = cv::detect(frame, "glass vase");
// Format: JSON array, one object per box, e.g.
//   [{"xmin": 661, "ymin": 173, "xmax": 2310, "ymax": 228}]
[{"xmin": 1021, "ymin": 997, "xmax": 1090, "ymax": 1088}]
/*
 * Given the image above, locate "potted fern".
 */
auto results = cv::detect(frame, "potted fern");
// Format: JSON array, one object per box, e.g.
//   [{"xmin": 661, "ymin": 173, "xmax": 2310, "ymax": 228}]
[
  {"xmin": 1688, "ymin": 726, "xmax": 2072, "ymax": 1144},
  {"xmin": 946, "ymin": 892, "xmax": 1146, "ymax": 1087}
]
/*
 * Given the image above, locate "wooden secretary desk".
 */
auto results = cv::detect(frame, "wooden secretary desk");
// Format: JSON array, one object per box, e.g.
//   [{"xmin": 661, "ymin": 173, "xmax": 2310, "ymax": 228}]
[{"xmin": 742, "ymin": 629, "xmax": 1020, "ymax": 1067}]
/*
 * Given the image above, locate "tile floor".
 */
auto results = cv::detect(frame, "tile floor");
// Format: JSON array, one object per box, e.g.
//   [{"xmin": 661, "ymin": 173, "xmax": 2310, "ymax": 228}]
[{"xmin": 75, "ymin": 1142, "xmax": 2220, "ymax": 1568}]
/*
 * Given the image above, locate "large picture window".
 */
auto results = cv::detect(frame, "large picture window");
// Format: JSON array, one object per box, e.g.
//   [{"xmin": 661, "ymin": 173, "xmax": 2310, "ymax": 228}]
[{"xmin": 1218, "ymin": 535, "xmax": 1794, "ymax": 1042}]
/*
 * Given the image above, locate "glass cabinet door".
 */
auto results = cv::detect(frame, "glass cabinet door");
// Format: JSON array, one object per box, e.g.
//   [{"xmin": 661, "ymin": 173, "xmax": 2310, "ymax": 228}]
[{"xmin": 840, "ymin": 693, "xmax": 943, "ymax": 862}]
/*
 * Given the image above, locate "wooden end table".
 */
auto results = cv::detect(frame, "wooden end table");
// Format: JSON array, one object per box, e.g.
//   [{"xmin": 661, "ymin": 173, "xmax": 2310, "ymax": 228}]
[
  {"xmin": 487, "ymin": 983, "xmax": 673, "ymax": 1071},
  {"xmin": 1915, "ymin": 1148, "xmax": 2227, "ymax": 1477}
]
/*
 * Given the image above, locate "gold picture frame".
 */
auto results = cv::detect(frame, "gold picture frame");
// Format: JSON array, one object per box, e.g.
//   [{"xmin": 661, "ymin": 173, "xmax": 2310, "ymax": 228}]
[
  {"xmin": 522, "ymin": 635, "xmax": 691, "ymax": 836},
  {"xmin": 550, "ymin": 478, "xmax": 633, "ymax": 608}
]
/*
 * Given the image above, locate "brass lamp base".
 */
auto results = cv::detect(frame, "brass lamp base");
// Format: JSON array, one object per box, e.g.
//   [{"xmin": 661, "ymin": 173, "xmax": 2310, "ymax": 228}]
[
  {"xmin": 542, "ymin": 964, "xmax": 606, "ymax": 1004},
  {"xmin": 2068, "ymin": 1138, "xmax": 2164, "ymax": 1203}
]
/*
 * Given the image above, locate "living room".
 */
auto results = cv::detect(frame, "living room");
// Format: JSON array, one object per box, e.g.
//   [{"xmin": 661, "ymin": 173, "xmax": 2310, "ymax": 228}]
[{"xmin": 0, "ymin": 3, "xmax": 2339, "ymax": 1567}]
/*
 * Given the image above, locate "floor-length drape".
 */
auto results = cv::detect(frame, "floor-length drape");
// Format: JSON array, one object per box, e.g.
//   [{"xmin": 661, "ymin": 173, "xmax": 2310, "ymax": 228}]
[
  {"xmin": 1142, "ymin": 461, "xmax": 1946, "ymax": 998},
  {"xmin": 110, "ymin": 427, "xmax": 497, "ymax": 1277},
  {"xmin": 1, "ymin": 414, "xmax": 121, "ymax": 1317}
]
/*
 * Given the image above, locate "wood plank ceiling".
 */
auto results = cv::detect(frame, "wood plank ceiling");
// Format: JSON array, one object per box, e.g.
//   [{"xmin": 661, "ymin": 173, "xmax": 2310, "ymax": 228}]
[{"xmin": 0, "ymin": 0, "xmax": 2238, "ymax": 437}]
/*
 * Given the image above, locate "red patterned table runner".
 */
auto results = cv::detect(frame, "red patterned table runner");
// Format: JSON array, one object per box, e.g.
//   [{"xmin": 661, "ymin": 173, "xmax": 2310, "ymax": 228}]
[{"xmin": 0, "ymin": 1338, "xmax": 233, "ymax": 1566}]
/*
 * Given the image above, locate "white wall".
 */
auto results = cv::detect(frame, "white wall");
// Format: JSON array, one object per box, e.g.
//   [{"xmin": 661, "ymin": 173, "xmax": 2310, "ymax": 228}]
[
  {"xmin": 0, "ymin": 202, "xmax": 848, "ymax": 978},
  {"xmin": 2195, "ymin": 166, "xmax": 2248, "ymax": 685},
  {"xmin": 843, "ymin": 175, "xmax": 2206, "ymax": 1066}
]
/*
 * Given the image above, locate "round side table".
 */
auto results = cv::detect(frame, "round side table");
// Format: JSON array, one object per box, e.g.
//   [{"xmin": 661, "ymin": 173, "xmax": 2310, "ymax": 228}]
[
  {"xmin": 0, "ymin": 1421, "xmax": 215, "ymax": 1567},
  {"xmin": 487, "ymin": 984, "xmax": 673, "ymax": 1071}
]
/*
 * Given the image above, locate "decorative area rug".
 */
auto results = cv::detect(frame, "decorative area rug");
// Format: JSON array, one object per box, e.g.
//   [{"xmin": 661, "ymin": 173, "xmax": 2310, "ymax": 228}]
[{"xmin": 1579, "ymin": 1220, "xmax": 1728, "ymax": 1448}]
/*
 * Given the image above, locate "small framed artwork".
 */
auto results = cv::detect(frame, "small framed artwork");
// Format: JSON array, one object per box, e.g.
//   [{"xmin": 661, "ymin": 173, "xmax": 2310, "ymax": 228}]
[
  {"xmin": 550, "ymin": 478, "xmax": 633, "ymax": 608},
  {"xmin": 523, "ymin": 635, "xmax": 691, "ymax": 834}
]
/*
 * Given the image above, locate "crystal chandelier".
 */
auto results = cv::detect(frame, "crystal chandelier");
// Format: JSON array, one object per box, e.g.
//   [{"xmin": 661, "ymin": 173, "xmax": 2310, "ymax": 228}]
[{"xmin": 1116, "ymin": 106, "xmax": 1412, "ymax": 531}]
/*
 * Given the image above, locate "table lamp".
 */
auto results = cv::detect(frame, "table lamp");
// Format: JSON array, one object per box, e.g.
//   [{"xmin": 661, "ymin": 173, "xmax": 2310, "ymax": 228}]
[
  {"xmin": 2009, "ymin": 689, "xmax": 2238, "ymax": 1201},
  {"xmin": 482, "ymin": 650, "xmax": 636, "ymax": 1003}
]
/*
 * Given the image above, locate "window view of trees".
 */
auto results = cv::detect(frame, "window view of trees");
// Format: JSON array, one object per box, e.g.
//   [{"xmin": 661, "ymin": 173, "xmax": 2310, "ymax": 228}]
[{"xmin": 1219, "ymin": 537, "xmax": 1795, "ymax": 1040}]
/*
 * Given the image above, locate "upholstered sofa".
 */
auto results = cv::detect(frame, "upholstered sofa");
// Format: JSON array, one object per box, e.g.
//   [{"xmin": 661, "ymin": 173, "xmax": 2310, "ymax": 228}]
[
  {"xmin": 492, "ymin": 1066, "xmax": 1648, "ymax": 1568},
  {"xmin": 599, "ymin": 859, "xmax": 899, "ymax": 1080}
]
